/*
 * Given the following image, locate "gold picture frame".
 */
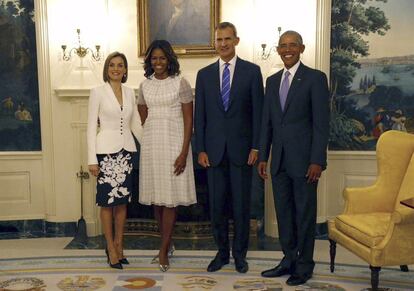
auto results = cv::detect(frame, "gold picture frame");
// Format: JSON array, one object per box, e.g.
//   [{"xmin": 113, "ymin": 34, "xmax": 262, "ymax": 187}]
[{"xmin": 137, "ymin": 0, "xmax": 220, "ymax": 57}]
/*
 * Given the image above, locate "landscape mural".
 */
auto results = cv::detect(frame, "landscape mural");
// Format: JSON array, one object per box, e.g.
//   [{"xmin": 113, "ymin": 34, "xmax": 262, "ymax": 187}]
[
  {"xmin": 329, "ymin": 0, "xmax": 414, "ymax": 150},
  {"xmin": 0, "ymin": 0, "xmax": 41, "ymax": 151}
]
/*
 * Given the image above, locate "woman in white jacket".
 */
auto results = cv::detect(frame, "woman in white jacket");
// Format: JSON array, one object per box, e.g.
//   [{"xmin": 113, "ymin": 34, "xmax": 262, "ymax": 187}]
[{"xmin": 87, "ymin": 51, "xmax": 141, "ymax": 269}]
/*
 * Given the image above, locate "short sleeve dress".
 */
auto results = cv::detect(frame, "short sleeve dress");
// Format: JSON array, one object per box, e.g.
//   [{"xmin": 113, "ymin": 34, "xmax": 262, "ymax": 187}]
[{"xmin": 137, "ymin": 75, "xmax": 196, "ymax": 207}]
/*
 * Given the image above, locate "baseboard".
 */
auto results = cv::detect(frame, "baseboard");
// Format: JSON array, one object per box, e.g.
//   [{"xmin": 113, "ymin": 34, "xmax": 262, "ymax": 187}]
[{"xmin": 0, "ymin": 219, "xmax": 76, "ymax": 239}]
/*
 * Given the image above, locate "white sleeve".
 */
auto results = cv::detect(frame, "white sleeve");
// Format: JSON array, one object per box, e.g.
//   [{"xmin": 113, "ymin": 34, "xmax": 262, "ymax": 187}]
[
  {"xmin": 87, "ymin": 88, "xmax": 100, "ymax": 165},
  {"xmin": 137, "ymin": 82, "xmax": 146, "ymax": 105},
  {"xmin": 179, "ymin": 77, "xmax": 194, "ymax": 104},
  {"xmin": 130, "ymin": 89, "xmax": 143, "ymax": 143}
]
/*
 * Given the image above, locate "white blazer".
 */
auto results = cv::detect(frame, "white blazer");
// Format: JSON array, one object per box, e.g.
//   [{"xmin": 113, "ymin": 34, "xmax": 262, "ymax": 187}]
[{"xmin": 87, "ymin": 83, "xmax": 142, "ymax": 165}]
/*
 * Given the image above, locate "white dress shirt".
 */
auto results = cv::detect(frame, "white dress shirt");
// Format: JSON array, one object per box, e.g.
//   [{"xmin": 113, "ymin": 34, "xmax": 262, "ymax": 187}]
[{"xmin": 219, "ymin": 55, "xmax": 237, "ymax": 90}]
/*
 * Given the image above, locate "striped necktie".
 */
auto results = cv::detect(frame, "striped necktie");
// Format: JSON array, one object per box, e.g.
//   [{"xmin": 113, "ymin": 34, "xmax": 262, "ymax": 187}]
[
  {"xmin": 279, "ymin": 71, "xmax": 291, "ymax": 111},
  {"xmin": 221, "ymin": 63, "xmax": 230, "ymax": 111}
]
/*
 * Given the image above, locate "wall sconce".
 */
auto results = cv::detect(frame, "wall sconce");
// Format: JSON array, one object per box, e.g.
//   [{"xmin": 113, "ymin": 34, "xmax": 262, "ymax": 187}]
[
  {"xmin": 61, "ymin": 29, "xmax": 101, "ymax": 61},
  {"xmin": 260, "ymin": 27, "xmax": 282, "ymax": 60}
]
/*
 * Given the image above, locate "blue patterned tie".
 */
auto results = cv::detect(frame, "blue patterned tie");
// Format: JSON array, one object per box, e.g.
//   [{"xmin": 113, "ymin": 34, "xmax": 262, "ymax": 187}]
[
  {"xmin": 221, "ymin": 63, "xmax": 230, "ymax": 111},
  {"xmin": 279, "ymin": 71, "xmax": 290, "ymax": 111}
]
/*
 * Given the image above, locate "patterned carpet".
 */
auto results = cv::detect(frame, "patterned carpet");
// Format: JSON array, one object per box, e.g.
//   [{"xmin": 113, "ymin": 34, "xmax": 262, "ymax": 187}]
[{"xmin": 0, "ymin": 254, "xmax": 413, "ymax": 290}]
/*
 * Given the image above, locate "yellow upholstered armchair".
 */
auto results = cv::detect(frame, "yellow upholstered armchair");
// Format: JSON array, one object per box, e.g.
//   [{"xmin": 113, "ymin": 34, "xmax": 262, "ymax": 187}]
[{"xmin": 328, "ymin": 130, "xmax": 414, "ymax": 290}]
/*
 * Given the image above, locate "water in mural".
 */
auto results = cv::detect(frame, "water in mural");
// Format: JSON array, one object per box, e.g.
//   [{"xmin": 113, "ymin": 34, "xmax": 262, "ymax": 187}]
[
  {"xmin": 0, "ymin": 0, "xmax": 41, "ymax": 151},
  {"xmin": 329, "ymin": 0, "xmax": 414, "ymax": 150}
]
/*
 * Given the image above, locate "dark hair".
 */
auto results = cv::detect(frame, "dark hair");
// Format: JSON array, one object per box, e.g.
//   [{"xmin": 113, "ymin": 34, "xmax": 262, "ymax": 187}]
[
  {"xmin": 216, "ymin": 21, "xmax": 238, "ymax": 38},
  {"xmin": 143, "ymin": 40, "xmax": 180, "ymax": 78},
  {"xmin": 103, "ymin": 51, "xmax": 128, "ymax": 83},
  {"xmin": 278, "ymin": 30, "xmax": 303, "ymax": 46}
]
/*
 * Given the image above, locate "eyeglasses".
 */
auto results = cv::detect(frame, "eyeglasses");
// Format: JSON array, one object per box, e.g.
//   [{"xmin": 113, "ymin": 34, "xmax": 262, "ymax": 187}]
[{"xmin": 278, "ymin": 43, "xmax": 301, "ymax": 49}]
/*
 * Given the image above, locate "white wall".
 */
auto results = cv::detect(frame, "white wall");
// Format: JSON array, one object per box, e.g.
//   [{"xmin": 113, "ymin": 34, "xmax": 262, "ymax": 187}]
[{"xmin": 0, "ymin": 0, "xmax": 380, "ymax": 238}]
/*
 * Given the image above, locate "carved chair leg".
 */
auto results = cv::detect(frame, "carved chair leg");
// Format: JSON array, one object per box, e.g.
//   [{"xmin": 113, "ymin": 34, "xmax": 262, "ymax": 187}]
[
  {"xmin": 369, "ymin": 265, "xmax": 381, "ymax": 291},
  {"xmin": 400, "ymin": 265, "xmax": 409, "ymax": 272},
  {"xmin": 329, "ymin": 239, "xmax": 336, "ymax": 273}
]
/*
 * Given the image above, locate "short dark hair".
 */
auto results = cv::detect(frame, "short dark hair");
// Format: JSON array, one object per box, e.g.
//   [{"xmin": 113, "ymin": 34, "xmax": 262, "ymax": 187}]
[
  {"xmin": 216, "ymin": 21, "xmax": 238, "ymax": 38},
  {"xmin": 278, "ymin": 30, "xmax": 303, "ymax": 46},
  {"xmin": 143, "ymin": 40, "xmax": 180, "ymax": 78},
  {"xmin": 103, "ymin": 51, "xmax": 128, "ymax": 83}
]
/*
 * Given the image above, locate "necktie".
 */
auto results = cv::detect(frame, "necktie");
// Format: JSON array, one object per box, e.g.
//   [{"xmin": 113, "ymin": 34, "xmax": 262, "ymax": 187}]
[
  {"xmin": 279, "ymin": 71, "xmax": 290, "ymax": 111},
  {"xmin": 221, "ymin": 63, "xmax": 230, "ymax": 111}
]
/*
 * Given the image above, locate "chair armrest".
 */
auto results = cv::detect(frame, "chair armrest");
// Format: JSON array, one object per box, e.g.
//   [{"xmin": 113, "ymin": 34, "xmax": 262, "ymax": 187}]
[
  {"xmin": 392, "ymin": 207, "xmax": 414, "ymax": 225},
  {"xmin": 343, "ymin": 185, "xmax": 380, "ymax": 214},
  {"xmin": 343, "ymin": 182, "xmax": 397, "ymax": 214}
]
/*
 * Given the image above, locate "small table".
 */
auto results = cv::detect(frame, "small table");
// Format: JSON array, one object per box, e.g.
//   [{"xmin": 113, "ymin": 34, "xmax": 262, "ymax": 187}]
[{"xmin": 400, "ymin": 198, "xmax": 414, "ymax": 209}]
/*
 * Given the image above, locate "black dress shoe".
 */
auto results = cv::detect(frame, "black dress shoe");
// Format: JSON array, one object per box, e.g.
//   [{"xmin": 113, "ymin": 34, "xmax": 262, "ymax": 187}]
[
  {"xmin": 235, "ymin": 259, "xmax": 249, "ymax": 273},
  {"xmin": 261, "ymin": 264, "xmax": 290, "ymax": 277},
  {"xmin": 207, "ymin": 256, "xmax": 229, "ymax": 272},
  {"xmin": 286, "ymin": 274, "xmax": 311, "ymax": 286}
]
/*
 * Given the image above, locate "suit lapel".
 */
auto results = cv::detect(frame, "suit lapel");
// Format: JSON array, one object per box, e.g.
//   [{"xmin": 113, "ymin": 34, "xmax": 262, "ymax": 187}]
[
  {"xmin": 104, "ymin": 83, "xmax": 122, "ymax": 113},
  {"xmin": 284, "ymin": 63, "xmax": 305, "ymax": 114},
  {"xmin": 212, "ymin": 61, "xmax": 225, "ymax": 112},
  {"xmin": 271, "ymin": 70, "xmax": 284, "ymax": 114}
]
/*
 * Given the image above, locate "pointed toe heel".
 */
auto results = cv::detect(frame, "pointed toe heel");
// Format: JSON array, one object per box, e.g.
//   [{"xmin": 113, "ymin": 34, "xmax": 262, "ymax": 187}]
[
  {"xmin": 159, "ymin": 264, "xmax": 170, "ymax": 272},
  {"xmin": 119, "ymin": 258, "xmax": 129, "ymax": 265},
  {"xmin": 105, "ymin": 248, "xmax": 123, "ymax": 269}
]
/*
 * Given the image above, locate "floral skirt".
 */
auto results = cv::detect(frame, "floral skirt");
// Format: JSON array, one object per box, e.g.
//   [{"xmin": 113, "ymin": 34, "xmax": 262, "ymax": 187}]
[{"xmin": 96, "ymin": 149, "xmax": 133, "ymax": 207}]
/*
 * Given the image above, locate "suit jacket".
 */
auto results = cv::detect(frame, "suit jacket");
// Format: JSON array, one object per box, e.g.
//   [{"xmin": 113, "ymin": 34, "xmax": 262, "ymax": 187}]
[
  {"xmin": 87, "ymin": 83, "xmax": 142, "ymax": 165},
  {"xmin": 259, "ymin": 62, "xmax": 329, "ymax": 176},
  {"xmin": 195, "ymin": 57, "xmax": 264, "ymax": 166}
]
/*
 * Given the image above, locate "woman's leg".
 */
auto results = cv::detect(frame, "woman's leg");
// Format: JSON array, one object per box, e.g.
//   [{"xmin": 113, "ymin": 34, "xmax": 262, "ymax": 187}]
[
  {"xmin": 159, "ymin": 206, "xmax": 177, "ymax": 265},
  {"xmin": 101, "ymin": 207, "xmax": 119, "ymax": 264},
  {"xmin": 153, "ymin": 205, "xmax": 163, "ymax": 233},
  {"xmin": 113, "ymin": 204, "xmax": 127, "ymax": 259}
]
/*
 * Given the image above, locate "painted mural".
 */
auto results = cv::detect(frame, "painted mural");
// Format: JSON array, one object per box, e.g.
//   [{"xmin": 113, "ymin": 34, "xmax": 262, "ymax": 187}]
[
  {"xmin": 329, "ymin": 0, "xmax": 414, "ymax": 150},
  {"xmin": 0, "ymin": 0, "xmax": 41, "ymax": 151}
]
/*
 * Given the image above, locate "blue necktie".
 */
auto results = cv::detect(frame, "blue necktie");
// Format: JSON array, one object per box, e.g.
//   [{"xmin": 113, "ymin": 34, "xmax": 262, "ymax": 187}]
[
  {"xmin": 221, "ymin": 63, "xmax": 230, "ymax": 111},
  {"xmin": 279, "ymin": 71, "xmax": 290, "ymax": 111}
]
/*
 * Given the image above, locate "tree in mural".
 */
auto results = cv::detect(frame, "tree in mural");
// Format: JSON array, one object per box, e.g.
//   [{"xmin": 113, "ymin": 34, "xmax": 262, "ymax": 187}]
[
  {"xmin": 0, "ymin": 0, "xmax": 40, "ymax": 150},
  {"xmin": 330, "ymin": 0, "xmax": 390, "ymax": 149}
]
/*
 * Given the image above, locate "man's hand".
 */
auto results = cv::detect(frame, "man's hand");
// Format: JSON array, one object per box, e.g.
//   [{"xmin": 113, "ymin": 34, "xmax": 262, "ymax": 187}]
[
  {"xmin": 306, "ymin": 164, "xmax": 322, "ymax": 183},
  {"xmin": 247, "ymin": 149, "xmax": 258, "ymax": 165},
  {"xmin": 257, "ymin": 161, "xmax": 268, "ymax": 179},
  {"xmin": 88, "ymin": 164, "xmax": 99, "ymax": 177},
  {"xmin": 198, "ymin": 152, "xmax": 210, "ymax": 168}
]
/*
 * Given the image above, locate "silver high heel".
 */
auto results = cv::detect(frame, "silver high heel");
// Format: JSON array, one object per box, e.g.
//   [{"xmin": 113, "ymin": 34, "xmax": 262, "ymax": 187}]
[
  {"xmin": 159, "ymin": 263, "xmax": 170, "ymax": 272},
  {"xmin": 167, "ymin": 242, "xmax": 175, "ymax": 257},
  {"xmin": 151, "ymin": 242, "xmax": 175, "ymax": 264}
]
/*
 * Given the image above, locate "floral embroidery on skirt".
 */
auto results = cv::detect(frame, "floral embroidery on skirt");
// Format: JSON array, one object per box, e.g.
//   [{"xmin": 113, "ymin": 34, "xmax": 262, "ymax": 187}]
[{"xmin": 96, "ymin": 150, "xmax": 133, "ymax": 206}]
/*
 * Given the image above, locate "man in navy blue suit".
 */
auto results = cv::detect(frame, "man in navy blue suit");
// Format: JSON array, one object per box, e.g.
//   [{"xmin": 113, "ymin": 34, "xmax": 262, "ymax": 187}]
[
  {"xmin": 258, "ymin": 30, "xmax": 329, "ymax": 286},
  {"xmin": 194, "ymin": 22, "xmax": 264, "ymax": 273}
]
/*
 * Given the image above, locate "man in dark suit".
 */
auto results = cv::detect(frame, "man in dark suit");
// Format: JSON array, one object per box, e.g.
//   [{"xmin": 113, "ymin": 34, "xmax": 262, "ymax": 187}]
[
  {"xmin": 258, "ymin": 30, "xmax": 329, "ymax": 286},
  {"xmin": 194, "ymin": 22, "xmax": 264, "ymax": 273}
]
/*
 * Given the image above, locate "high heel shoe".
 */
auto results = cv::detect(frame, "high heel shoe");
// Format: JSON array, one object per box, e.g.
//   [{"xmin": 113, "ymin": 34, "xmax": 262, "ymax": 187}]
[
  {"xmin": 168, "ymin": 242, "xmax": 175, "ymax": 257},
  {"xmin": 151, "ymin": 242, "xmax": 175, "ymax": 264},
  {"xmin": 105, "ymin": 248, "xmax": 123, "ymax": 269},
  {"xmin": 159, "ymin": 263, "xmax": 170, "ymax": 272},
  {"xmin": 119, "ymin": 257, "xmax": 129, "ymax": 265}
]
